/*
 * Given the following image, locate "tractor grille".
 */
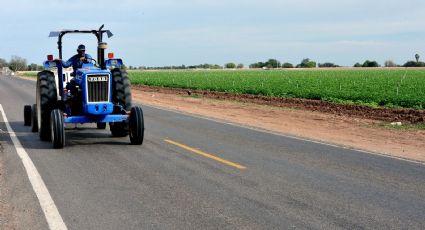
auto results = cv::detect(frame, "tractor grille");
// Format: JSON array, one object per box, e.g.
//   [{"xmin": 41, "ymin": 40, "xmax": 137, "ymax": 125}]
[{"xmin": 87, "ymin": 74, "xmax": 110, "ymax": 102}]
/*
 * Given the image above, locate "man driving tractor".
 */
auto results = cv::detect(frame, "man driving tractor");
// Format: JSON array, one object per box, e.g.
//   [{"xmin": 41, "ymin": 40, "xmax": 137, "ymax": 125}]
[
  {"xmin": 61, "ymin": 44, "xmax": 93, "ymax": 71},
  {"xmin": 58, "ymin": 44, "xmax": 93, "ymax": 101}
]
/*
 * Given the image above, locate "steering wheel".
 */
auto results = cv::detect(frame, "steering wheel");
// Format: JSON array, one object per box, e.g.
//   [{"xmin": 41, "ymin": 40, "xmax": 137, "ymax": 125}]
[{"xmin": 84, "ymin": 57, "xmax": 97, "ymax": 65}]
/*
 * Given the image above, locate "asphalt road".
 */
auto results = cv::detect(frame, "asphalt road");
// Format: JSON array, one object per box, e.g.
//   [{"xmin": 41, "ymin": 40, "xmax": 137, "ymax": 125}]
[{"xmin": 0, "ymin": 75, "xmax": 424, "ymax": 229}]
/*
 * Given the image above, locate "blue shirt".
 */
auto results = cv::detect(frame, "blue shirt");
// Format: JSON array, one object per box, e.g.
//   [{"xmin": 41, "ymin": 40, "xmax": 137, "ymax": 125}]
[{"xmin": 62, "ymin": 53, "xmax": 93, "ymax": 71}]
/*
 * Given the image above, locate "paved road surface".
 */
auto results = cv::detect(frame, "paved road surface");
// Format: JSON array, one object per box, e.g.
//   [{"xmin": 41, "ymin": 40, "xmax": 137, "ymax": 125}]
[{"xmin": 0, "ymin": 75, "xmax": 424, "ymax": 229}]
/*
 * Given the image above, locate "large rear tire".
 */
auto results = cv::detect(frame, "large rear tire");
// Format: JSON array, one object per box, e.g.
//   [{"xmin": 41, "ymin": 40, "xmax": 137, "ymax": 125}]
[
  {"xmin": 36, "ymin": 71, "xmax": 57, "ymax": 141},
  {"xmin": 31, "ymin": 104, "xmax": 38, "ymax": 132},
  {"xmin": 129, "ymin": 106, "xmax": 144, "ymax": 145},
  {"xmin": 50, "ymin": 109, "xmax": 64, "ymax": 149},
  {"xmin": 110, "ymin": 68, "xmax": 132, "ymax": 137},
  {"xmin": 24, "ymin": 105, "xmax": 31, "ymax": 126}
]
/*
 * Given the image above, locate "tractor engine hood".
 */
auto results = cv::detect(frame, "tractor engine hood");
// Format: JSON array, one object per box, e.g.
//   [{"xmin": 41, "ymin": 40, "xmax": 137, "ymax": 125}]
[
  {"xmin": 72, "ymin": 67, "xmax": 113, "ymax": 115},
  {"xmin": 75, "ymin": 64, "xmax": 108, "ymax": 75}
]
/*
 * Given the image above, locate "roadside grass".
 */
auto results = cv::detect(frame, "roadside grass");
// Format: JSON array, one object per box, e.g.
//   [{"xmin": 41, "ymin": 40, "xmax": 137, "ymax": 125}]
[
  {"xmin": 18, "ymin": 71, "xmax": 38, "ymax": 78},
  {"xmin": 368, "ymin": 122, "xmax": 425, "ymax": 130},
  {"xmin": 181, "ymin": 94, "xmax": 202, "ymax": 99}
]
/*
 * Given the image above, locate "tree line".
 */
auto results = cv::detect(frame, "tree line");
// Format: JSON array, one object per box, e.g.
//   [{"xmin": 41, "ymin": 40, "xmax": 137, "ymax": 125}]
[
  {"xmin": 2, "ymin": 53, "xmax": 424, "ymax": 72},
  {"xmin": 248, "ymin": 54, "xmax": 424, "ymax": 69},
  {"xmin": 133, "ymin": 54, "xmax": 424, "ymax": 70},
  {"xmin": 0, "ymin": 56, "xmax": 43, "ymax": 71}
]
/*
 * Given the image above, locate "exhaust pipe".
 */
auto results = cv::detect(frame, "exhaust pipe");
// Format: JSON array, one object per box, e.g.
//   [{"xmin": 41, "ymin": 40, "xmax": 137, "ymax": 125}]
[{"xmin": 98, "ymin": 42, "xmax": 107, "ymax": 69}]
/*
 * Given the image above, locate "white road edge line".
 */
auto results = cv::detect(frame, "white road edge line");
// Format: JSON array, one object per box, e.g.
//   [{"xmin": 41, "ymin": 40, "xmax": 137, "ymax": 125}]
[
  {"xmin": 142, "ymin": 104, "xmax": 425, "ymax": 166},
  {"xmin": 0, "ymin": 104, "xmax": 67, "ymax": 230}
]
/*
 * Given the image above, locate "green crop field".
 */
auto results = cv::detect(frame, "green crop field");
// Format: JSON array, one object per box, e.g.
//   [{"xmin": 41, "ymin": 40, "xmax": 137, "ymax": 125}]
[
  {"xmin": 19, "ymin": 69, "xmax": 425, "ymax": 109},
  {"xmin": 128, "ymin": 69, "xmax": 425, "ymax": 109}
]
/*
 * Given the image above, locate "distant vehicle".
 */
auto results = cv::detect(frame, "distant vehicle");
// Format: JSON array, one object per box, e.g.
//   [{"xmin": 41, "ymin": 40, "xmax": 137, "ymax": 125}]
[
  {"xmin": 1, "ymin": 67, "xmax": 12, "ymax": 76},
  {"xmin": 24, "ymin": 25, "xmax": 144, "ymax": 148}
]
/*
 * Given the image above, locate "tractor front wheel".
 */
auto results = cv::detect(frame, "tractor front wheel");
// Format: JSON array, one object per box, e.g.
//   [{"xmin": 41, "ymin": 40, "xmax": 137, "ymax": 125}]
[
  {"xmin": 24, "ymin": 105, "xmax": 31, "ymax": 126},
  {"xmin": 50, "ymin": 109, "xmax": 64, "ymax": 149},
  {"xmin": 129, "ymin": 106, "xmax": 144, "ymax": 145},
  {"xmin": 96, "ymin": 122, "xmax": 106, "ymax": 129},
  {"xmin": 31, "ymin": 104, "xmax": 38, "ymax": 132}
]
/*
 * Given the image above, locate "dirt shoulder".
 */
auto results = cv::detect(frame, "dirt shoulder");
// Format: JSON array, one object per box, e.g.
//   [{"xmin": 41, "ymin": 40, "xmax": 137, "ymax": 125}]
[{"xmin": 132, "ymin": 86, "xmax": 425, "ymax": 163}]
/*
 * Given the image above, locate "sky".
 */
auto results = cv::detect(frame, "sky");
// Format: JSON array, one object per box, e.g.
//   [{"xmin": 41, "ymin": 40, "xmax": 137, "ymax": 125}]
[{"xmin": 0, "ymin": 0, "xmax": 424, "ymax": 67}]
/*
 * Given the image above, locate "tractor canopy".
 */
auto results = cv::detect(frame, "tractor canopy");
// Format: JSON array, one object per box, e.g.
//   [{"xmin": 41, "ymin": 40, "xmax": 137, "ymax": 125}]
[{"xmin": 48, "ymin": 25, "xmax": 114, "ymax": 69}]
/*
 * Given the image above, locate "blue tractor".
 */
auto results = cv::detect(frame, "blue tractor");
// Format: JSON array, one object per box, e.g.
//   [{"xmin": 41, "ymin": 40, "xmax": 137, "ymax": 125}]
[{"xmin": 24, "ymin": 25, "xmax": 144, "ymax": 148}]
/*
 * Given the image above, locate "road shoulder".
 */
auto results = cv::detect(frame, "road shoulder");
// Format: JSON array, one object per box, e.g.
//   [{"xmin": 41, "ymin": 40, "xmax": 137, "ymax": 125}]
[
  {"xmin": 0, "ymin": 106, "xmax": 49, "ymax": 230},
  {"xmin": 0, "ymin": 142, "xmax": 16, "ymax": 229}
]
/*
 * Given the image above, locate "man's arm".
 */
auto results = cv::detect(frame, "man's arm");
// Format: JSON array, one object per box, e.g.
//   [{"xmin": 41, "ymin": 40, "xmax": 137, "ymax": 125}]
[{"xmin": 61, "ymin": 55, "xmax": 76, "ymax": 68}]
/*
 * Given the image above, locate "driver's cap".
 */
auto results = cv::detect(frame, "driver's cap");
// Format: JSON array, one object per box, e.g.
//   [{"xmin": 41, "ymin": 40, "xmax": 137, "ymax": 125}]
[{"xmin": 77, "ymin": 44, "xmax": 86, "ymax": 51}]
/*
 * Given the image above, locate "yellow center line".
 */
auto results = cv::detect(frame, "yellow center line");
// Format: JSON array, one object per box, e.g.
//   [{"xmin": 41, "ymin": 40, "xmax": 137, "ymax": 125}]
[{"xmin": 164, "ymin": 139, "xmax": 247, "ymax": 170}]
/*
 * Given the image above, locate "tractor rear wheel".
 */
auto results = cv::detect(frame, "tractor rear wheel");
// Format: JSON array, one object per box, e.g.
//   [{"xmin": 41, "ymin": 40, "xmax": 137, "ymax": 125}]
[
  {"xmin": 110, "ymin": 68, "xmax": 132, "ymax": 137},
  {"xmin": 31, "ymin": 104, "xmax": 38, "ymax": 132},
  {"xmin": 96, "ymin": 122, "xmax": 106, "ymax": 129},
  {"xmin": 50, "ymin": 109, "xmax": 64, "ymax": 149},
  {"xmin": 24, "ymin": 105, "xmax": 31, "ymax": 126},
  {"xmin": 129, "ymin": 106, "xmax": 144, "ymax": 145},
  {"xmin": 36, "ymin": 71, "xmax": 57, "ymax": 141}
]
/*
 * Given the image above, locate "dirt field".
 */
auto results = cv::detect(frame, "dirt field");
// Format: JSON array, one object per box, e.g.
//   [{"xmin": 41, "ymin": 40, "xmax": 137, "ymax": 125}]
[{"xmin": 132, "ymin": 86, "xmax": 425, "ymax": 163}]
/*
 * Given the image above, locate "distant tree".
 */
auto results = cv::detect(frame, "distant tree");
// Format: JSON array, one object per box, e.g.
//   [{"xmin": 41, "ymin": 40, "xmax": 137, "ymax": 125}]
[
  {"xmin": 318, "ymin": 62, "xmax": 339, "ymax": 68},
  {"xmin": 353, "ymin": 62, "xmax": 362, "ymax": 67},
  {"xmin": 249, "ymin": 59, "xmax": 281, "ymax": 69},
  {"xmin": 384, "ymin": 60, "xmax": 397, "ymax": 67},
  {"xmin": 249, "ymin": 62, "xmax": 264, "ymax": 69},
  {"xmin": 9, "ymin": 56, "xmax": 27, "ymax": 71},
  {"xmin": 257, "ymin": 62, "xmax": 265, "ymax": 68},
  {"xmin": 362, "ymin": 60, "xmax": 380, "ymax": 67},
  {"xmin": 0, "ymin": 58, "xmax": 8, "ymax": 68},
  {"xmin": 403, "ymin": 61, "xmax": 416, "ymax": 67},
  {"xmin": 27, "ymin": 63, "xmax": 42, "ymax": 71},
  {"xmin": 296, "ymin": 58, "xmax": 316, "ymax": 68},
  {"xmin": 282, "ymin": 62, "xmax": 293, "ymax": 68},
  {"xmin": 266, "ymin": 59, "xmax": 281, "ymax": 68},
  {"xmin": 403, "ymin": 61, "xmax": 425, "ymax": 67},
  {"xmin": 415, "ymin": 54, "xmax": 420, "ymax": 62},
  {"xmin": 211, "ymin": 64, "xmax": 222, "ymax": 69},
  {"xmin": 225, "ymin": 62, "xmax": 236, "ymax": 69},
  {"xmin": 237, "ymin": 63, "xmax": 244, "ymax": 69}
]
